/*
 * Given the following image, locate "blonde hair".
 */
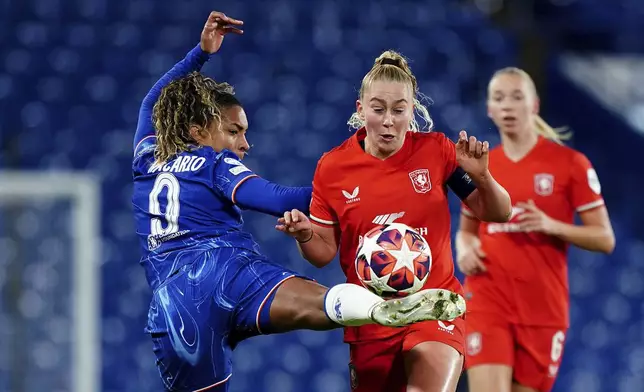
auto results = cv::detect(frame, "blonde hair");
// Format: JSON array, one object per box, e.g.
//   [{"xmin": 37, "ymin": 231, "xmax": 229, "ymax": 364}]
[
  {"xmin": 152, "ymin": 72, "xmax": 236, "ymax": 163},
  {"xmin": 490, "ymin": 67, "xmax": 571, "ymax": 144},
  {"xmin": 348, "ymin": 50, "xmax": 433, "ymax": 132}
]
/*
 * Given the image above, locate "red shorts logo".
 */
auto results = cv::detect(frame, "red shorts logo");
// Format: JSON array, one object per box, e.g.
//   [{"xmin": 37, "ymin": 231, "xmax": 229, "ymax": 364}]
[
  {"xmin": 467, "ymin": 332, "xmax": 482, "ymax": 356},
  {"xmin": 409, "ymin": 169, "xmax": 431, "ymax": 194}
]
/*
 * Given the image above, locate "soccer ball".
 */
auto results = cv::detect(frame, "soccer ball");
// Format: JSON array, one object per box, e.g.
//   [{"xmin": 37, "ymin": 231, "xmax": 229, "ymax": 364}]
[{"xmin": 355, "ymin": 223, "xmax": 432, "ymax": 297}]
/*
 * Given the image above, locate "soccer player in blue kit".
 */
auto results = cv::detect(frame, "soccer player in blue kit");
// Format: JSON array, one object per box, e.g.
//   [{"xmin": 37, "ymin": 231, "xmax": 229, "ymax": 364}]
[{"xmin": 131, "ymin": 11, "xmax": 467, "ymax": 391}]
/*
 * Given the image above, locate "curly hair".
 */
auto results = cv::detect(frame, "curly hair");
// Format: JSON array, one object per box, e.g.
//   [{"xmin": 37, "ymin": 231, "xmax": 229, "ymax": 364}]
[
  {"xmin": 152, "ymin": 72, "xmax": 239, "ymax": 163},
  {"xmin": 348, "ymin": 50, "xmax": 434, "ymax": 133}
]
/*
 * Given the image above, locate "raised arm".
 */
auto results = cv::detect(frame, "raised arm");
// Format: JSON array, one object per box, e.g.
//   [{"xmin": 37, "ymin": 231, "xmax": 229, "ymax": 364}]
[
  {"xmin": 454, "ymin": 130, "xmax": 512, "ymax": 222},
  {"xmin": 133, "ymin": 11, "xmax": 244, "ymax": 153}
]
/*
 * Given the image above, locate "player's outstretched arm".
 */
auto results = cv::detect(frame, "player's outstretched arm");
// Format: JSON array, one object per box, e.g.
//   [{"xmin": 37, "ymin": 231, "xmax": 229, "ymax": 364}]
[
  {"xmin": 234, "ymin": 178, "xmax": 312, "ymax": 217},
  {"xmin": 214, "ymin": 151, "xmax": 312, "ymax": 217},
  {"xmin": 133, "ymin": 11, "xmax": 243, "ymax": 152}
]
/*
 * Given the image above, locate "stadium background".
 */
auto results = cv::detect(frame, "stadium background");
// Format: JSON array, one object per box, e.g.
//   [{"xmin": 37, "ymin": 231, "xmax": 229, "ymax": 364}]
[{"xmin": 1, "ymin": 0, "xmax": 644, "ymax": 391}]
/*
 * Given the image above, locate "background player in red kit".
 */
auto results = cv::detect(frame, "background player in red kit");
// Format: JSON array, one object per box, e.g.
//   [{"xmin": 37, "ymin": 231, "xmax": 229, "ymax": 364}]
[
  {"xmin": 276, "ymin": 51, "xmax": 512, "ymax": 392},
  {"xmin": 456, "ymin": 67, "xmax": 616, "ymax": 392}
]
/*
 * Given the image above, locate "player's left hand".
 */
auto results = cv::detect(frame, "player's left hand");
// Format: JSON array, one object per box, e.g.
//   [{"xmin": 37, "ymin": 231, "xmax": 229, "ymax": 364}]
[
  {"xmin": 516, "ymin": 199, "xmax": 558, "ymax": 234},
  {"xmin": 200, "ymin": 11, "xmax": 244, "ymax": 54},
  {"xmin": 455, "ymin": 130, "xmax": 490, "ymax": 181},
  {"xmin": 276, "ymin": 209, "xmax": 313, "ymax": 242}
]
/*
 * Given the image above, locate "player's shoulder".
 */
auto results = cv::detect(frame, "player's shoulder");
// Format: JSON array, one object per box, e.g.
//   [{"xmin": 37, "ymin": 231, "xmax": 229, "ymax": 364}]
[
  {"xmin": 132, "ymin": 140, "xmax": 157, "ymax": 176},
  {"xmin": 540, "ymin": 139, "xmax": 590, "ymax": 165},
  {"xmin": 212, "ymin": 148, "xmax": 242, "ymax": 164},
  {"xmin": 409, "ymin": 130, "xmax": 453, "ymax": 146},
  {"xmin": 315, "ymin": 135, "xmax": 355, "ymax": 171},
  {"xmin": 408, "ymin": 131, "xmax": 456, "ymax": 159}
]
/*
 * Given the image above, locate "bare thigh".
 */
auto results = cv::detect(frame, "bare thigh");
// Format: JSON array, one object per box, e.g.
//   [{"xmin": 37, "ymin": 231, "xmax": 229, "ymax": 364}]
[
  {"xmin": 404, "ymin": 341, "xmax": 463, "ymax": 392},
  {"xmin": 467, "ymin": 365, "xmax": 513, "ymax": 392},
  {"xmin": 512, "ymin": 382, "xmax": 540, "ymax": 392}
]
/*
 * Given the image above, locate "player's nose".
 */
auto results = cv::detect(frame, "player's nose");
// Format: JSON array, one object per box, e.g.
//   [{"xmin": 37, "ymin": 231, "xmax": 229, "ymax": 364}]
[
  {"xmin": 382, "ymin": 112, "xmax": 394, "ymax": 127},
  {"xmin": 239, "ymin": 134, "xmax": 250, "ymax": 152}
]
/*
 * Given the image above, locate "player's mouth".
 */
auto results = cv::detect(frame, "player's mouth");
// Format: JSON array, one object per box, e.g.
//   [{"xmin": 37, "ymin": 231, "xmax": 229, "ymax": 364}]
[
  {"xmin": 379, "ymin": 134, "xmax": 396, "ymax": 142},
  {"xmin": 501, "ymin": 115, "xmax": 518, "ymax": 125}
]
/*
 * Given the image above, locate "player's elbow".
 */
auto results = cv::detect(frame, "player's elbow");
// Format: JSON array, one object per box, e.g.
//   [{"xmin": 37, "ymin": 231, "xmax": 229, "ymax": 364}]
[
  {"xmin": 299, "ymin": 246, "xmax": 336, "ymax": 268},
  {"xmin": 310, "ymin": 257, "xmax": 334, "ymax": 269},
  {"xmin": 473, "ymin": 206, "xmax": 511, "ymax": 223},
  {"xmin": 485, "ymin": 208, "xmax": 512, "ymax": 223},
  {"xmin": 486, "ymin": 191, "xmax": 513, "ymax": 223},
  {"xmin": 466, "ymin": 189, "xmax": 512, "ymax": 223},
  {"xmin": 598, "ymin": 231, "xmax": 616, "ymax": 254}
]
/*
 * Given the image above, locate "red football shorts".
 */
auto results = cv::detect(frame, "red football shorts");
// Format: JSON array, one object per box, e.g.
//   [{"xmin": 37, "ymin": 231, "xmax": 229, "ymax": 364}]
[
  {"xmin": 347, "ymin": 318, "xmax": 465, "ymax": 392},
  {"xmin": 465, "ymin": 311, "xmax": 567, "ymax": 392}
]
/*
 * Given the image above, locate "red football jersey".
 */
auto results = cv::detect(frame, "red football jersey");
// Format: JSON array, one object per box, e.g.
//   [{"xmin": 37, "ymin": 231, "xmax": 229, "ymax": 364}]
[
  {"xmin": 310, "ymin": 128, "xmax": 464, "ymax": 342},
  {"xmin": 462, "ymin": 137, "xmax": 604, "ymax": 327}
]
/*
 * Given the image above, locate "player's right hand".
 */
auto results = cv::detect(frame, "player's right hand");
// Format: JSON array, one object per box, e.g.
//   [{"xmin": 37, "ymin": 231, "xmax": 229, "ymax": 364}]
[
  {"xmin": 276, "ymin": 209, "xmax": 313, "ymax": 242},
  {"xmin": 456, "ymin": 245, "xmax": 487, "ymax": 276},
  {"xmin": 200, "ymin": 11, "xmax": 244, "ymax": 54}
]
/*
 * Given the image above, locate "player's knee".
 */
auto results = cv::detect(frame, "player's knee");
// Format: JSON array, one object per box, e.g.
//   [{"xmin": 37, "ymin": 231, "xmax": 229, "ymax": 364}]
[
  {"xmin": 270, "ymin": 278, "xmax": 330, "ymax": 330},
  {"xmin": 405, "ymin": 342, "xmax": 463, "ymax": 391}
]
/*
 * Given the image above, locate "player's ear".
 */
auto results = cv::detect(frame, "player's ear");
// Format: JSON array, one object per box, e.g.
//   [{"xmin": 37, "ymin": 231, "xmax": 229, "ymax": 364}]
[
  {"xmin": 356, "ymin": 100, "xmax": 365, "ymax": 121},
  {"xmin": 532, "ymin": 97, "xmax": 540, "ymax": 115},
  {"xmin": 189, "ymin": 125, "xmax": 208, "ymax": 144}
]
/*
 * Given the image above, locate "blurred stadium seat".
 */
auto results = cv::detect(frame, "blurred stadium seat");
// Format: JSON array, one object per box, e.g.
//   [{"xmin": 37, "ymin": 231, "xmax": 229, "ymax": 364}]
[{"xmin": 0, "ymin": 0, "xmax": 642, "ymax": 391}]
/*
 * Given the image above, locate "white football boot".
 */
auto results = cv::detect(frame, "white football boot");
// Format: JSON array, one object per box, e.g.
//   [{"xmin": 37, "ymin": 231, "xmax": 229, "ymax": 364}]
[{"xmin": 370, "ymin": 289, "xmax": 466, "ymax": 327}]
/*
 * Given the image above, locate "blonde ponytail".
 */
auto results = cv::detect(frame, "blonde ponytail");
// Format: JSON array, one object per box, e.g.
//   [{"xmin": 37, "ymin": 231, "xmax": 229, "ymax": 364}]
[
  {"xmin": 534, "ymin": 114, "xmax": 571, "ymax": 145},
  {"xmin": 348, "ymin": 50, "xmax": 434, "ymax": 133}
]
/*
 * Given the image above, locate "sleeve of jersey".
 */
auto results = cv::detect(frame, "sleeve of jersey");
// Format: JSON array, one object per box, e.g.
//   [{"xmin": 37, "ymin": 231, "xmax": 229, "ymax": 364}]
[
  {"xmin": 133, "ymin": 44, "xmax": 211, "ymax": 155},
  {"xmin": 235, "ymin": 179, "xmax": 312, "ymax": 217},
  {"xmin": 211, "ymin": 151, "xmax": 259, "ymax": 202},
  {"xmin": 569, "ymin": 152, "xmax": 605, "ymax": 213},
  {"xmin": 309, "ymin": 159, "xmax": 339, "ymax": 227},
  {"xmin": 440, "ymin": 133, "xmax": 477, "ymax": 201}
]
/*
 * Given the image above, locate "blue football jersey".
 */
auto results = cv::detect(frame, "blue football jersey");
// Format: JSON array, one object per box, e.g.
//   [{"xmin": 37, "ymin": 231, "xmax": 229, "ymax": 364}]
[{"xmin": 132, "ymin": 141, "xmax": 262, "ymax": 289}]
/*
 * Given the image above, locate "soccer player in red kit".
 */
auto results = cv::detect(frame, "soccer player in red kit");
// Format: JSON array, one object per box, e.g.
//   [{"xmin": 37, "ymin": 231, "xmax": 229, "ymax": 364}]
[
  {"xmin": 276, "ymin": 51, "xmax": 512, "ymax": 392},
  {"xmin": 456, "ymin": 67, "xmax": 616, "ymax": 392}
]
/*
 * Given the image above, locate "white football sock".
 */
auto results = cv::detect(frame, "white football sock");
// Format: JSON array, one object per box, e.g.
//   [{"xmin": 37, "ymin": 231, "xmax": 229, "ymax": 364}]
[{"xmin": 324, "ymin": 283, "xmax": 384, "ymax": 326}]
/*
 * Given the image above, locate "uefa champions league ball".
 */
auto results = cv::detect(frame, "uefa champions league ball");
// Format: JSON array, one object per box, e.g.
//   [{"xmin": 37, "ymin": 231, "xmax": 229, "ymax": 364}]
[{"xmin": 355, "ymin": 223, "xmax": 432, "ymax": 297}]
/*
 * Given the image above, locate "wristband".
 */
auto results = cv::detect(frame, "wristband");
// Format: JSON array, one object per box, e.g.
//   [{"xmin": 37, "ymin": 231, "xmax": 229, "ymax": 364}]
[{"xmin": 296, "ymin": 231, "xmax": 314, "ymax": 244}]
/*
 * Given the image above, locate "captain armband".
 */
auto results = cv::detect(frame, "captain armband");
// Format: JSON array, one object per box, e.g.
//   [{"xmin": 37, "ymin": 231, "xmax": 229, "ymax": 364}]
[{"xmin": 446, "ymin": 167, "xmax": 477, "ymax": 201}]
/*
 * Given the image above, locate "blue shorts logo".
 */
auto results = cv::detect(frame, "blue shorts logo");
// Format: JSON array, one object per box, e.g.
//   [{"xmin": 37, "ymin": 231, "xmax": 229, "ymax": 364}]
[{"xmin": 334, "ymin": 297, "xmax": 343, "ymax": 321}]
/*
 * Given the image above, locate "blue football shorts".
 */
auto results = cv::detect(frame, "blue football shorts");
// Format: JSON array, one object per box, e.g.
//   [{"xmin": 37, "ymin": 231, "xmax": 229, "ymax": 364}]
[{"xmin": 145, "ymin": 247, "xmax": 310, "ymax": 392}]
